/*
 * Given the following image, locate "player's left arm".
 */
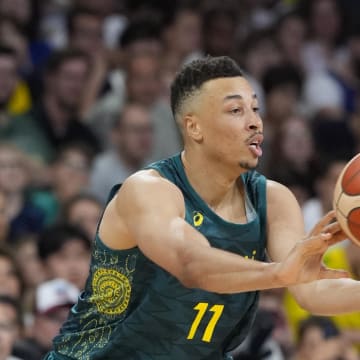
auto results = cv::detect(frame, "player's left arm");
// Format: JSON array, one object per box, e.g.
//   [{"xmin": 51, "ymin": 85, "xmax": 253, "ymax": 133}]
[{"xmin": 266, "ymin": 180, "xmax": 360, "ymax": 316}]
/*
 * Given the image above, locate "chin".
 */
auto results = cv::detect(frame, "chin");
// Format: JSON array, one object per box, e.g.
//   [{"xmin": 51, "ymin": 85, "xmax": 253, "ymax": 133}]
[{"xmin": 239, "ymin": 161, "xmax": 258, "ymax": 170}]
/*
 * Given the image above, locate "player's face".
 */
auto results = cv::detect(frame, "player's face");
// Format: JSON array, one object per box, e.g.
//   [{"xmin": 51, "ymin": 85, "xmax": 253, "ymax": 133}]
[{"xmin": 194, "ymin": 76, "xmax": 263, "ymax": 170}]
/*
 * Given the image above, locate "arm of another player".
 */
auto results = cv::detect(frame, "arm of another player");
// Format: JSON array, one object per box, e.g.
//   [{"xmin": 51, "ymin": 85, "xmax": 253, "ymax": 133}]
[
  {"xmin": 266, "ymin": 180, "xmax": 360, "ymax": 315},
  {"xmin": 107, "ymin": 171, "xmax": 343, "ymax": 294}
]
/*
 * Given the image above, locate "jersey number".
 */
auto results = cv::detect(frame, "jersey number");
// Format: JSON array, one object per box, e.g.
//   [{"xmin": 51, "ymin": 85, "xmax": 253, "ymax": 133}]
[{"xmin": 187, "ymin": 302, "xmax": 224, "ymax": 342}]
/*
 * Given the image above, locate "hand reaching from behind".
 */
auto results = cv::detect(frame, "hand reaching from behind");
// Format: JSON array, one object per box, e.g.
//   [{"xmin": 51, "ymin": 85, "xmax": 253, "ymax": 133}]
[{"xmin": 274, "ymin": 211, "xmax": 349, "ymax": 287}]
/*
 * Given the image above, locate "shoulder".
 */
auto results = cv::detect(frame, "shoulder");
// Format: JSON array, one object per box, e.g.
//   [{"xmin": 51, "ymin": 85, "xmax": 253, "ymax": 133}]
[
  {"xmin": 266, "ymin": 179, "xmax": 296, "ymax": 202},
  {"xmin": 116, "ymin": 169, "xmax": 185, "ymax": 211},
  {"xmin": 266, "ymin": 180, "xmax": 302, "ymax": 221}
]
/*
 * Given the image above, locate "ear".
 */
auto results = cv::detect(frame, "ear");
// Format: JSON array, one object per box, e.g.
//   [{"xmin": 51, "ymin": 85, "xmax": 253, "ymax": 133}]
[{"xmin": 184, "ymin": 114, "xmax": 203, "ymax": 142}]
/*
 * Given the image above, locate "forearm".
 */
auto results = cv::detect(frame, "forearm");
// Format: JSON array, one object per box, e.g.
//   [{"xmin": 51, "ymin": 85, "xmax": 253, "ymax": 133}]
[
  {"xmin": 181, "ymin": 246, "xmax": 285, "ymax": 294},
  {"xmin": 291, "ymin": 278, "xmax": 360, "ymax": 315}
]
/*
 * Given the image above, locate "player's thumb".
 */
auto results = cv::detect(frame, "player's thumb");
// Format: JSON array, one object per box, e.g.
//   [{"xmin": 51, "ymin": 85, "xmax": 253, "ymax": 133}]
[{"xmin": 319, "ymin": 267, "xmax": 350, "ymax": 280}]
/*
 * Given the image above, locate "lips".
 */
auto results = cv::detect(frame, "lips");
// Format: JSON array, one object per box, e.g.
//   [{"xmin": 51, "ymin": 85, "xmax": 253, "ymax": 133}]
[{"xmin": 247, "ymin": 133, "xmax": 263, "ymax": 158}]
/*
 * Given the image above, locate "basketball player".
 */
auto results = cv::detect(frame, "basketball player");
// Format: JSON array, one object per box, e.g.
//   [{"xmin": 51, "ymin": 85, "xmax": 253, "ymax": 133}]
[{"xmin": 45, "ymin": 56, "xmax": 353, "ymax": 360}]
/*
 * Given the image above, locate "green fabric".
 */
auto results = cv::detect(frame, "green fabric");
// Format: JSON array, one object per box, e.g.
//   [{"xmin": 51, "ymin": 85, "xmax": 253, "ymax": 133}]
[
  {"xmin": 0, "ymin": 113, "xmax": 53, "ymax": 163},
  {"xmin": 46, "ymin": 154, "xmax": 267, "ymax": 360},
  {"xmin": 30, "ymin": 191, "xmax": 60, "ymax": 225}
]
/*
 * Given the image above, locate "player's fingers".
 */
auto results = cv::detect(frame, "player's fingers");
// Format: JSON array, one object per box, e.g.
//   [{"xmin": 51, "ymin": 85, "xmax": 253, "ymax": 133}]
[
  {"xmin": 303, "ymin": 232, "xmax": 331, "ymax": 253},
  {"xmin": 327, "ymin": 229, "xmax": 348, "ymax": 246},
  {"xmin": 310, "ymin": 211, "xmax": 336, "ymax": 236},
  {"xmin": 322, "ymin": 221, "xmax": 341, "ymax": 235},
  {"xmin": 319, "ymin": 267, "xmax": 350, "ymax": 280}
]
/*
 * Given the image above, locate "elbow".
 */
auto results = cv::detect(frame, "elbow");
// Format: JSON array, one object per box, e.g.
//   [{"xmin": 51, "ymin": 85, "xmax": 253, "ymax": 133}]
[
  {"xmin": 178, "ymin": 261, "xmax": 206, "ymax": 290},
  {"xmin": 176, "ymin": 248, "xmax": 212, "ymax": 291}
]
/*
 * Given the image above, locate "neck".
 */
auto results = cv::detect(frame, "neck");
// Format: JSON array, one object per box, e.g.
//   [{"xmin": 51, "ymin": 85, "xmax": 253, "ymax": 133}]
[
  {"xmin": 43, "ymin": 94, "xmax": 72, "ymax": 132},
  {"xmin": 181, "ymin": 149, "xmax": 245, "ymax": 210}
]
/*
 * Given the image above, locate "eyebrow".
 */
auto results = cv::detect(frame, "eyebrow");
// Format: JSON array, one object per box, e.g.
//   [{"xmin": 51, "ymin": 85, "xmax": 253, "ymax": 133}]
[{"xmin": 223, "ymin": 94, "xmax": 257, "ymax": 101}]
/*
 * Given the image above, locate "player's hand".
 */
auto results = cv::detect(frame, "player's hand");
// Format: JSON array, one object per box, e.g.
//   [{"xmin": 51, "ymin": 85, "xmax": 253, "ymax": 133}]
[{"xmin": 275, "ymin": 211, "xmax": 349, "ymax": 287}]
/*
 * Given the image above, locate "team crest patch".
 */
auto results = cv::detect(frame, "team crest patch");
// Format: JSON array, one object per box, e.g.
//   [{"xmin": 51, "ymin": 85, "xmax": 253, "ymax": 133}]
[{"xmin": 91, "ymin": 268, "xmax": 131, "ymax": 316}]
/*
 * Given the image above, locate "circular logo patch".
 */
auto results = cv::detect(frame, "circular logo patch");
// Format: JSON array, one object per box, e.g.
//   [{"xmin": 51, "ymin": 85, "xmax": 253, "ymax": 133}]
[{"xmin": 91, "ymin": 268, "xmax": 131, "ymax": 315}]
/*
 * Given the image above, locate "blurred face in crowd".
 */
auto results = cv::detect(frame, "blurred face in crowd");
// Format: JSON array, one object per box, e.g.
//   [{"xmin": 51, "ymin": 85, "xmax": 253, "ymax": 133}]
[
  {"xmin": 67, "ymin": 198, "xmax": 102, "ymax": 239},
  {"xmin": 0, "ymin": 301, "xmax": 20, "ymax": 360},
  {"xmin": 310, "ymin": 0, "xmax": 341, "ymax": 44},
  {"xmin": 0, "ymin": 254, "xmax": 22, "ymax": 299},
  {"xmin": 277, "ymin": 15, "xmax": 306, "ymax": 64},
  {"xmin": 280, "ymin": 116, "xmax": 314, "ymax": 167},
  {"xmin": 166, "ymin": 9, "xmax": 201, "ymax": 57},
  {"xmin": 14, "ymin": 238, "xmax": 46, "ymax": 288},
  {"xmin": 297, "ymin": 325, "xmax": 344, "ymax": 360},
  {"xmin": 43, "ymin": 239, "xmax": 91, "ymax": 290},
  {"xmin": 0, "ymin": 146, "xmax": 28, "ymax": 195},
  {"xmin": 203, "ymin": 12, "xmax": 236, "ymax": 57},
  {"xmin": 113, "ymin": 104, "xmax": 153, "ymax": 166},
  {"xmin": 126, "ymin": 39, "xmax": 163, "ymax": 59},
  {"xmin": 266, "ymin": 83, "xmax": 299, "ymax": 121},
  {"xmin": 70, "ymin": 13, "xmax": 104, "ymax": 57},
  {"xmin": 0, "ymin": 53, "xmax": 17, "ymax": 109},
  {"xmin": 126, "ymin": 54, "xmax": 161, "ymax": 107},
  {"xmin": 33, "ymin": 306, "xmax": 71, "ymax": 351},
  {"xmin": 52, "ymin": 148, "xmax": 91, "ymax": 202},
  {"xmin": 243, "ymin": 37, "xmax": 282, "ymax": 80},
  {"xmin": 0, "ymin": 0, "xmax": 31, "ymax": 26},
  {"xmin": 49, "ymin": 58, "xmax": 89, "ymax": 112},
  {"xmin": 316, "ymin": 161, "xmax": 347, "ymax": 212}
]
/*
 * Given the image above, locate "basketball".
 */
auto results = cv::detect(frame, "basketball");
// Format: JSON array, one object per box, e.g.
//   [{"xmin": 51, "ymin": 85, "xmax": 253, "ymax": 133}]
[{"xmin": 333, "ymin": 153, "xmax": 360, "ymax": 246}]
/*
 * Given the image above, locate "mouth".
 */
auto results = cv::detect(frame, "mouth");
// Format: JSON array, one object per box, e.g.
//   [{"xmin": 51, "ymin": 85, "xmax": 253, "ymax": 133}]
[{"xmin": 247, "ymin": 133, "xmax": 263, "ymax": 158}]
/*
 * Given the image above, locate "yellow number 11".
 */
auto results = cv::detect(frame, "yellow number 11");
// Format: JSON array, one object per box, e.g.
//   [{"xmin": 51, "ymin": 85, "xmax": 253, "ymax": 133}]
[{"xmin": 187, "ymin": 302, "xmax": 224, "ymax": 342}]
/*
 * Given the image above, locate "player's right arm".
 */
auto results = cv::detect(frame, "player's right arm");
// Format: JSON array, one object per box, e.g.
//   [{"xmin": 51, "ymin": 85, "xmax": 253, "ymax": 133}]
[{"xmin": 98, "ymin": 170, "xmax": 343, "ymax": 294}]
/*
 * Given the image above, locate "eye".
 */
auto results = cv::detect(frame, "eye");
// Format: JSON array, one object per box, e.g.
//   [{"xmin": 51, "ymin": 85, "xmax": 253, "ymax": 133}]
[
  {"xmin": 253, "ymin": 107, "xmax": 260, "ymax": 113},
  {"xmin": 230, "ymin": 107, "xmax": 243, "ymax": 115}
]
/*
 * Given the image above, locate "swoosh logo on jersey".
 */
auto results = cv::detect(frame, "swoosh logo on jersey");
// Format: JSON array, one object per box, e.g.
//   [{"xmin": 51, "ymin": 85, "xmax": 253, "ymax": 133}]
[{"xmin": 193, "ymin": 211, "xmax": 204, "ymax": 227}]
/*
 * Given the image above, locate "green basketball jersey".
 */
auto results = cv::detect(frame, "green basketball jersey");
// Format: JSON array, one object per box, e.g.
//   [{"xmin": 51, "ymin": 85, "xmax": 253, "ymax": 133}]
[{"xmin": 45, "ymin": 153, "xmax": 267, "ymax": 360}]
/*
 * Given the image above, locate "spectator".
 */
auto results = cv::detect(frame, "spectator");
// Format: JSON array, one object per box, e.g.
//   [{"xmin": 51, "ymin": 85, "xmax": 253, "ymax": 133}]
[
  {"xmin": 87, "ymin": 51, "xmax": 181, "ymax": 161},
  {"xmin": 31, "ymin": 142, "xmax": 94, "ymax": 225},
  {"xmin": 0, "ymin": 245, "xmax": 24, "ymax": 301},
  {"xmin": 0, "ymin": 45, "xmax": 50, "ymax": 164},
  {"xmin": 275, "ymin": 11, "xmax": 307, "ymax": 70},
  {"xmin": 202, "ymin": 5, "xmax": 238, "ymax": 58},
  {"xmin": 11, "ymin": 235, "xmax": 46, "ymax": 326},
  {"xmin": 265, "ymin": 115, "xmax": 316, "ymax": 206},
  {"xmin": 37, "ymin": 223, "xmax": 92, "ymax": 290},
  {"xmin": 292, "ymin": 316, "xmax": 358, "ymax": 360},
  {"xmin": 302, "ymin": 158, "xmax": 348, "ymax": 232},
  {"xmin": 13, "ymin": 279, "xmax": 78, "ymax": 360},
  {"xmin": 300, "ymin": 0, "xmax": 345, "ymax": 74},
  {"xmin": 237, "ymin": 29, "xmax": 282, "ymax": 116},
  {"xmin": 15, "ymin": 49, "xmax": 101, "ymax": 163},
  {"xmin": 66, "ymin": 7, "xmax": 112, "ymax": 117},
  {"xmin": 0, "ymin": 295, "xmax": 23, "ymax": 360},
  {"xmin": 61, "ymin": 193, "xmax": 103, "ymax": 239},
  {"xmin": 89, "ymin": 102, "xmax": 153, "ymax": 202},
  {"xmin": 162, "ymin": 4, "xmax": 202, "ymax": 71},
  {"xmin": 0, "ymin": 143, "xmax": 45, "ymax": 242},
  {"xmin": 260, "ymin": 63, "xmax": 304, "ymax": 172}
]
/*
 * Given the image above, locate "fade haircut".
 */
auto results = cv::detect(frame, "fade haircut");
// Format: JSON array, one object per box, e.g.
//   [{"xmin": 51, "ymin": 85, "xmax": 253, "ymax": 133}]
[{"xmin": 170, "ymin": 56, "xmax": 243, "ymax": 120}]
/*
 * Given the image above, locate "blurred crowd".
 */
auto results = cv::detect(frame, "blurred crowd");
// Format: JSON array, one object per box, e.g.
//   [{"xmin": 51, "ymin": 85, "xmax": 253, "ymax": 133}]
[{"xmin": 0, "ymin": 0, "xmax": 360, "ymax": 359}]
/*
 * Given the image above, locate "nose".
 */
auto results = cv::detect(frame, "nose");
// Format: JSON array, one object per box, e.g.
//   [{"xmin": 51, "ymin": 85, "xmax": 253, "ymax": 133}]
[{"xmin": 247, "ymin": 111, "xmax": 263, "ymax": 132}]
